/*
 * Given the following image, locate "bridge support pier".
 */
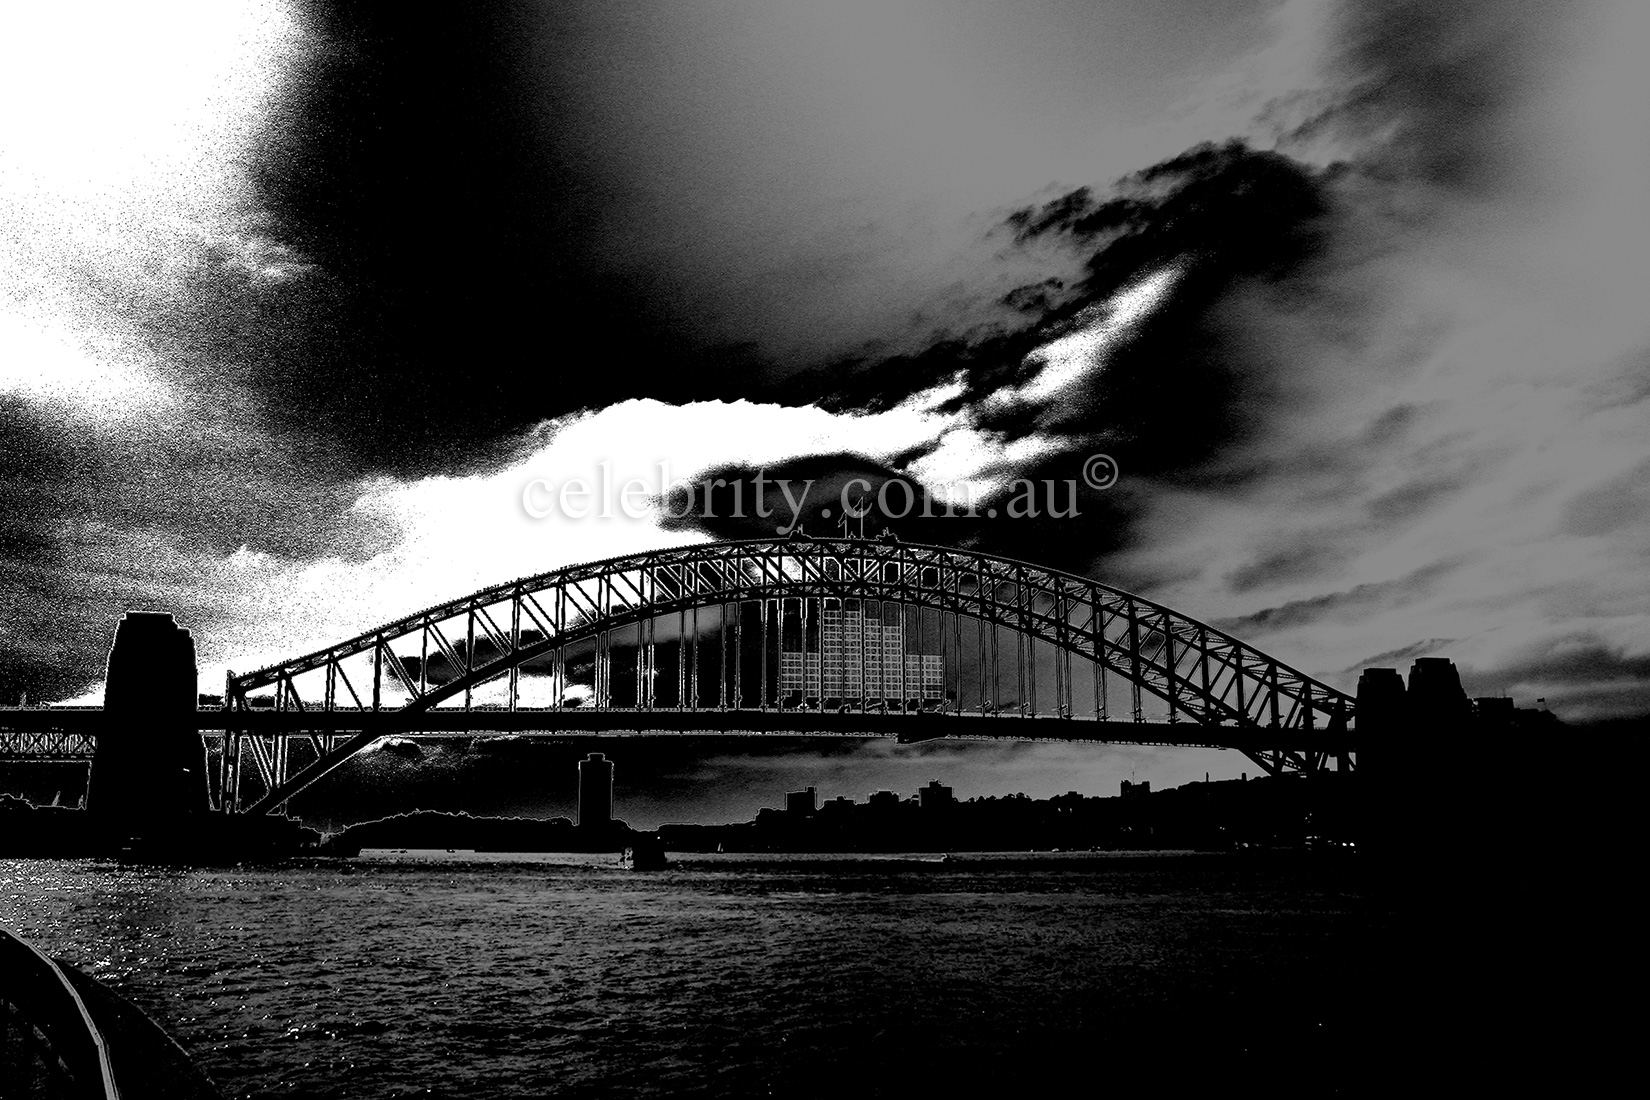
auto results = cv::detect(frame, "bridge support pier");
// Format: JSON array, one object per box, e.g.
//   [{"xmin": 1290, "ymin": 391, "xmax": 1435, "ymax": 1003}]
[{"xmin": 85, "ymin": 612, "xmax": 210, "ymax": 841}]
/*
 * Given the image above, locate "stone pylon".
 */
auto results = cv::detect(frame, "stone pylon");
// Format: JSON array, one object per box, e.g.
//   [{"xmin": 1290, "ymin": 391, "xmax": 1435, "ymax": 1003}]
[{"xmin": 86, "ymin": 612, "xmax": 209, "ymax": 831}]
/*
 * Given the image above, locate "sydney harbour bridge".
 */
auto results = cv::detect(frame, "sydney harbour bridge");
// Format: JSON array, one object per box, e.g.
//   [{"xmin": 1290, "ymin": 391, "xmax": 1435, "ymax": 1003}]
[{"xmin": 0, "ymin": 535, "xmax": 1360, "ymax": 819}]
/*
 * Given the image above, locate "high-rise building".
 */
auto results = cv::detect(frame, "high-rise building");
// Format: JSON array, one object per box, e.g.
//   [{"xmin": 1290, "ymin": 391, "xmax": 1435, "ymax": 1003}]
[
  {"xmin": 578, "ymin": 752, "xmax": 613, "ymax": 827},
  {"xmin": 1121, "ymin": 779, "xmax": 1151, "ymax": 799},
  {"xmin": 785, "ymin": 786, "xmax": 817, "ymax": 815},
  {"xmin": 918, "ymin": 779, "xmax": 954, "ymax": 810},
  {"xmin": 866, "ymin": 790, "xmax": 901, "ymax": 811},
  {"xmin": 1407, "ymin": 657, "xmax": 1473, "ymax": 724},
  {"xmin": 779, "ymin": 600, "xmax": 943, "ymax": 701}
]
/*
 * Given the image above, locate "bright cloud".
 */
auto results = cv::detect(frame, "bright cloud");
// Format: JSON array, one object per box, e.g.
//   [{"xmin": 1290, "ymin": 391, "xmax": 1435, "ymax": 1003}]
[
  {"xmin": 0, "ymin": 1, "xmax": 300, "ymax": 419},
  {"xmin": 995, "ymin": 265, "xmax": 1181, "ymax": 409}
]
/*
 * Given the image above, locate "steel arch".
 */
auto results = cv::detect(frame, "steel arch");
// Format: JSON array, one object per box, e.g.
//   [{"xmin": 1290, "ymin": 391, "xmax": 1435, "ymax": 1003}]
[{"xmin": 224, "ymin": 535, "xmax": 1354, "ymax": 814}]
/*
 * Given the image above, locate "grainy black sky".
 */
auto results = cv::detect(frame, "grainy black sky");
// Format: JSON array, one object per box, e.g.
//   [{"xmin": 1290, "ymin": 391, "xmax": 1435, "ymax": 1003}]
[{"xmin": 3, "ymin": 1, "xmax": 1648, "ymax": 823}]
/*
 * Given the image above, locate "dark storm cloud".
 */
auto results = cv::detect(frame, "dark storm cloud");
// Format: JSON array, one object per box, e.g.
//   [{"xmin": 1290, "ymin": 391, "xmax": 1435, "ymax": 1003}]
[
  {"xmin": 1460, "ymin": 637, "xmax": 1650, "ymax": 720},
  {"xmin": 0, "ymin": 217, "xmax": 437, "ymax": 706},
  {"xmin": 158, "ymin": 5, "xmax": 1348, "ymax": 662},
  {"xmin": 934, "ymin": 147, "xmax": 1326, "ymax": 477},
  {"xmin": 1342, "ymin": 638, "xmax": 1456, "ymax": 674},
  {"xmin": 0, "ymin": 574, "xmax": 101, "ymax": 705},
  {"xmin": 1201, "ymin": 418, "xmax": 1487, "ymax": 601},
  {"xmin": 1586, "ymin": 350, "xmax": 1650, "ymax": 412},
  {"xmin": 678, "ymin": 140, "xmax": 1340, "ymax": 580},
  {"xmin": 0, "ymin": 547, "xmax": 134, "ymax": 706},
  {"xmin": 11, "ymin": 0, "xmax": 1640, "ymax": 741},
  {"xmin": 254, "ymin": 1, "xmax": 1343, "ymax": 494},
  {"xmin": 1001, "ymin": 278, "xmax": 1067, "ymax": 316},
  {"xmin": 0, "ymin": 653, "xmax": 68, "ymax": 708},
  {"xmin": 1491, "ymin": 641, "xmax": 1650, "ymax": 691},
  {"xmin": 1225, "ymin": 543, "xmax": 1353, "ymax": 594},
  {"xmin": 0, "ymin": 324, "xmax": 394, "ymax": 699},
  {"xmin": 1292, "ymin": 0, "xmax": 1574, "ymax": 197},
  {"xmin": 0, "ymin": 397, "xmax": 138, "ymax": 701},
  {"xmin": 1363, "ymin": 470, "xmax": 1475, "ymax": 526},
  {"xmin": 815, "ymin": 140, "xmax": 1335, "ymax": 437},
  {"xmin": 1213, "ymin": 559, "xmax": 1463, "ymax": 636},
  {"xmin": 658, "ymin": 455, "xmax": 873, "ymax": 541},
  {"xmin": 0, "ymin": 397, "xmax": 79, "ymax": 570},
  {"xmin": 0, "ymin": 328, "xmax": 396, "ymax": 704},
  {"xmin": 241, "ymin": 0, "xmax": 769, "ymax": 474},
  {"xmin": 657, "ymin": 454, "xmax": 998, "ymax": 543},
  {"xmin": 655, "ymin": 449, "xmax": 1133, "ymax": 579},
  {"xmin": 1361, "ymin": 403, "xmax": 1420, "ymax": 447},
  {"xmin": 1561, "ymin": 458, "xmax": 1650, "ymax": 538}
]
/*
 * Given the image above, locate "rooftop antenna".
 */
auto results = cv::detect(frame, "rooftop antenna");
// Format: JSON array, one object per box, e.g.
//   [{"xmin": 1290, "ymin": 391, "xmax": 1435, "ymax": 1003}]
[{"xmin": 840, "ymin": 489, "xmax": 870, "ymax": 538}]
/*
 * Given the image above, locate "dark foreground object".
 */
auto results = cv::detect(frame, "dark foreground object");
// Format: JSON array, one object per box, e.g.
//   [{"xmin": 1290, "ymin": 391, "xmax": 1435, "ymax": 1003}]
[
  {"xmin": 1, "ymin": 927, "xmax": 221, "ymax": 1099},
  {"xmin": 1352, "ymin": 730, "xmax": 1645, "ymax": 1096}
]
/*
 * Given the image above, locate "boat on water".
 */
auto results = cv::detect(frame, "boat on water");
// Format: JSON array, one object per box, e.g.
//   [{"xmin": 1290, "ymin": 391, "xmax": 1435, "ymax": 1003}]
[{"xmin": 623, "ymin": 836, "xmax": 669, "ymax": 870}]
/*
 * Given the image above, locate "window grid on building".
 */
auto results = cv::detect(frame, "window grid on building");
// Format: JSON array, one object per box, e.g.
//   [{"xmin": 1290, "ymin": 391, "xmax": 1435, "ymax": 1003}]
[{"xmin": 779, "ymin": 604, "xmax": 942, "ymax": 700}]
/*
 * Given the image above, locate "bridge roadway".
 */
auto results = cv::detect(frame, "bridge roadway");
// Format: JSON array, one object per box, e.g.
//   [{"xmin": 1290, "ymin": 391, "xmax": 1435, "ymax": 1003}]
[{"xmin": 0, "ymin": 705, "xmax": 1352, "ymax": 755}]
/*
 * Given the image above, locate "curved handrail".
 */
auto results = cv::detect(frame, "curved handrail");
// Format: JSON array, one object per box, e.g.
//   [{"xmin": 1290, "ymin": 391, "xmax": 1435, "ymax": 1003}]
[{"xmin": 0, "ymin": 926, "xmax": 120, "ymax": 1099}]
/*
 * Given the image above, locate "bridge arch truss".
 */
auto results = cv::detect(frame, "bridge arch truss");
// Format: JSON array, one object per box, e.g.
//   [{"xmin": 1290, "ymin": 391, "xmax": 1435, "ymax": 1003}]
[{"xmin": 222, "ymin": 537, "xmax": 1354, "ymax": 814}]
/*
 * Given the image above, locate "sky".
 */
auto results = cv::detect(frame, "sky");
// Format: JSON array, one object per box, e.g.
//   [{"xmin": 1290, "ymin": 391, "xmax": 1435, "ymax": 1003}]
[{"xmin": 3, "ymin": 1, "xmax": 1649, "ymax": 826}]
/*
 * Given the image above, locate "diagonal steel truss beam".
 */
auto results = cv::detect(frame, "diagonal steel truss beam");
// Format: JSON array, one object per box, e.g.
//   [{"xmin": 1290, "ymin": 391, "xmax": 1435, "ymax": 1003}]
[{"xmin": 228, "ymin": 537, "xmax": 1356, "ymax": 813}]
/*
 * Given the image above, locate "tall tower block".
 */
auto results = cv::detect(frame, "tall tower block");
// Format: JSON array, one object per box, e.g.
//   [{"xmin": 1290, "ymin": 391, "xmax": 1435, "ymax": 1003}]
[
  {"xmin": 1356, "ymin": 667, "xmax": 1406, "ymax": 858},
  {"xmin": 577, "ymin": 752, "xmax": 613, "ymax": 827},
  {"xmin": 1406, "ymin": 657, "xmax": 1473, "ymax": 725}
]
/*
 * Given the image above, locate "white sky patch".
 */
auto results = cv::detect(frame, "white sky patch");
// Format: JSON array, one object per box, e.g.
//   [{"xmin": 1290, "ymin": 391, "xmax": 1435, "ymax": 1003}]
[
  {"xmin": 161, "ymin": 396, "xmax": 978, "ymax": 688},
  {"xmin": 45, "ymin": 372, "xmax": 1093, "ymax": 701},
  {"xmin": 890, "ymin": 270, "xmax": 1179, "ymax": 503},
  {"xmin": 0, "ymin": 1, "xmax": 301, "ymax": 420},
  {"xmin": 0, "ymin": 310, "xmax": 164, "ymax": 419},
  {"xmin": 0, "ymin": 3, "xmax": 295, "ymax": 212},
  {"xmin": 904, "ymin": 427, "xmax": 1062, "ymax": 504},
  {"xmin": 991, "ymin": 265, "xmax": 1181, "ymax": 411}
]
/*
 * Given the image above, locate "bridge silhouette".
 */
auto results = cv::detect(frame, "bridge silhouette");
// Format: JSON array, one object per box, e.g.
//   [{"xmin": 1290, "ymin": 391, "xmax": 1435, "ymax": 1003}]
[{"xmin": 1, "ymin": 536, "xmax": 1356, "ymax": 818}]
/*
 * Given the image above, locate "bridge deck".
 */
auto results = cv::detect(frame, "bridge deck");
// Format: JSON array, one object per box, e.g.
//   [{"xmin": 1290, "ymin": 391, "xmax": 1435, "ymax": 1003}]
[
  {"xmin": 0, "ymin": 707, "xmax": 1350, "ymax": 753},
  {"xmin": 0, "ymin": 728, "xmax": 98, "ymax": 761}
]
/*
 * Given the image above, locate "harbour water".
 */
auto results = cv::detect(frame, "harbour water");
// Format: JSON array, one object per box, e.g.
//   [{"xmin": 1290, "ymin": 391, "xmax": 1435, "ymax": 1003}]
[{"xmin": 2, "ymin": 852, "xmax": 1379, "ymax": 1097}]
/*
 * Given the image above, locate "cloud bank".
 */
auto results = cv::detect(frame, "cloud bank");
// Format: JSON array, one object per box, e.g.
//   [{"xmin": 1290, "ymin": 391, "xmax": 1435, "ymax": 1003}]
[{"xmin": 7, "ymin": 1, "xmax": 1650, "ymax": 737}]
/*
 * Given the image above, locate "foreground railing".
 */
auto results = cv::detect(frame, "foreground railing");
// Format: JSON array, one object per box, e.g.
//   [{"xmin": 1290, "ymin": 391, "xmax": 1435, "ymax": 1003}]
[{"xmin": 0, "ymin": 926, "xmax": 119, "ymax": 1099}]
